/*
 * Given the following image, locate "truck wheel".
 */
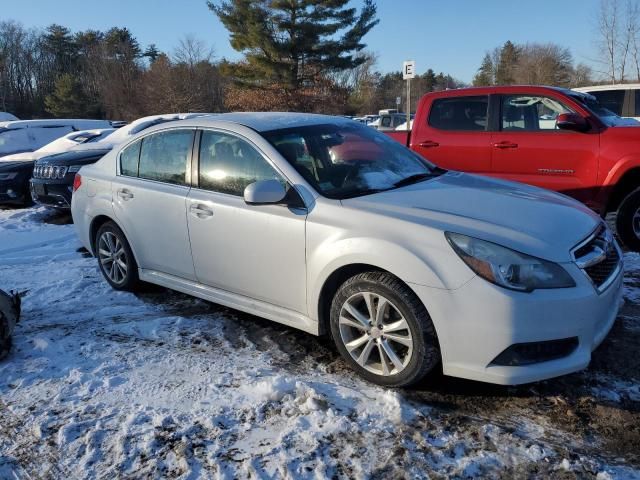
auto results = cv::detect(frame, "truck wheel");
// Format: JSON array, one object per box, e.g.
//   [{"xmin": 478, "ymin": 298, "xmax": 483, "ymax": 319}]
[
  {"xmin": 95, "ymin": 221, "xmax": 140, "ymax": 291},
  {"xmin": 616, "ymin": 188, "xmax": 640, "ymax": 251},
  {"xmin": 329, "ymin": 271, "xmax": 440, "ymax": 387}
]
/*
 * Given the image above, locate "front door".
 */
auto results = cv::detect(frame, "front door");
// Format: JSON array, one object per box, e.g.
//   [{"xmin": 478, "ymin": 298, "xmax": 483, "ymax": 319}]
[
  {"xmin": 111, "ymin": 128, "xmax": 196, "ymax": 280},
  {"xmin": 489, "ymin": 93, "xmax": 599, "ymax": 203},
  {"xmin": 186, "ymin": 129, "xmax": 307, "ymax": 314}
]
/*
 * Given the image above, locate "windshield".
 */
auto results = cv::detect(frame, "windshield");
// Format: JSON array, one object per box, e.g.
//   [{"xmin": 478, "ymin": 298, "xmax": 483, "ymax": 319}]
[
  {"xmin": 263, "ymin": 123, "xmax": 439, "ymax": 199},
  {"xmin": 568, "ymin": 93, "xmax": 634, "ymax": 127}
]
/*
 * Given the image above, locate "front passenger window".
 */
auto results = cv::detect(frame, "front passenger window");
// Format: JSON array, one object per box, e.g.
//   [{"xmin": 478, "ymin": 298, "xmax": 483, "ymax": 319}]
[
  {"xmin": 199, "ymin": 131, "xmax": 283, "ymax": 196},
  {"xmin": 501, "ymin": 95, "xmax": 573, "ymax": 131},
  {"xmin": 138, "ymin": 130, "xmax": 193, "ymax": 185}
]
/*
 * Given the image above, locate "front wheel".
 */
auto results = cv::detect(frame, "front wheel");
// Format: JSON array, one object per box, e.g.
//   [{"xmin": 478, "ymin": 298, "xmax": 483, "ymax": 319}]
[
  {"xmin": 95, "ymin": 221, "xmax": 140, "ymax": 291},
  {"xmin": 616, "ymin": 188, "xmax": 640, "ymax": 251},
  {"xmin": 329, "ymin": 271, "xmax": 440, "ymax": 388}
]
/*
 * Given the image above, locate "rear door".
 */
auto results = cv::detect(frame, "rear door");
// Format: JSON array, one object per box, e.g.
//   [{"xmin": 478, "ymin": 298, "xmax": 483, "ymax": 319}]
[
  {"xmin": 489, "ymin": 93, "xmax": 599, "ymax": 202},
  {"xmin": 411, "ymin": 95, "xmax": 492, "ymax": 173},
  {"xmin": 111, "ymin": 128, "xmax": 196, "ymax": 280}
]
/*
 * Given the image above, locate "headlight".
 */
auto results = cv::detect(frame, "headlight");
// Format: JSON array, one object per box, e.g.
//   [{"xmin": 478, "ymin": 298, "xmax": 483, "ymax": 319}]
[
  {"xmin": 68, "ymin": 165, "xmax": 82, "ymax": 173},
  {"xmin": 445, "ymin": 232, "xmax": 575, "ymax": 292},
  {"xmin": 0, "ymin": 172, "xmax": 18, "ymax": 180}
]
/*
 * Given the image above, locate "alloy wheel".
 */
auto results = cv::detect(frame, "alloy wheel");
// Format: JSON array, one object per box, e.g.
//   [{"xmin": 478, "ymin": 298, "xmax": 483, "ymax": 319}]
[
  {"xmin": 338, "ymin": 291, "xmax": 414, "ymax": 376},
  {"xmin": 633, "ymin": 208, "xmax": 640, "ymax": 239},
  {"xmin": 98, "ymin": 231, "xmax": 128, "ymax": 285}
]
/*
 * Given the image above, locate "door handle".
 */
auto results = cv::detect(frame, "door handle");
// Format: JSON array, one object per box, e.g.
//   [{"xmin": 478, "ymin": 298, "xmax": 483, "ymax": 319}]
[
  {"xmin": 189, "ymin": 203, "xmax": 214, "ymax": 218},
  {"xmin": 418, "ymin": 140, "xmax": 440, "ymax": 148},
  {"xmin": 117, "ymin": 188, "xmax": 134, "ymax": 200},
  {"xmin": 493, "ymin": 141, "xmax": 518, "ymax": 149}
]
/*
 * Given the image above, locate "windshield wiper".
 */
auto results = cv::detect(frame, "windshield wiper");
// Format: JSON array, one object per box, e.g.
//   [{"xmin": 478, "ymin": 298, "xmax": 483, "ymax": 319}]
[
  {"xmin": 338, "ymin": 187, "xmax": 392, "ymax": 199},
  {"xmin": 393, "ymin": 172, "xmax": 436, "ymax": 188}
]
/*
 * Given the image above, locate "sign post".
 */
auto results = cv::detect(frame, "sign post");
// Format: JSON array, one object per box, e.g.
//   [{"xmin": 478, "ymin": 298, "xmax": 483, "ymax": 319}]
[{"xmin": 403, "ymin": 61, "xmax": 415, "ymax": 130}]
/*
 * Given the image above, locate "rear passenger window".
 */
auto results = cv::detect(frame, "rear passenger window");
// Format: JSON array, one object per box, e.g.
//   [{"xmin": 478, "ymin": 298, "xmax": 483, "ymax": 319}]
[
  {"xmin": 429, "ymin": 96, "xmax": 488, "ymax": 131},
  {"xmin": 635, "ymin": 90, "xmax": 640, "ymax": 116},
  {"xmin": 120, "ymin": 140, "xmax": 141, "ymax": 177},
  {"xmin": 138, "ymin": 130, "xmax": 193, "ymax": 185},
  {"xmin": 589, "ymin": 90, "xmax": 625, "ymax": 116},
  {"xmin": 198, "ymin": 130, "xmax": 282, "ymax": 196}
]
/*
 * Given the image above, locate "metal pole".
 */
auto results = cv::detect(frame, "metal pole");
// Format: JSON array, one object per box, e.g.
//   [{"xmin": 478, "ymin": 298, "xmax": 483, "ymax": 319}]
[{"xmin": 406, "ymin": 79, "xmax": 411, "ymax": 129}]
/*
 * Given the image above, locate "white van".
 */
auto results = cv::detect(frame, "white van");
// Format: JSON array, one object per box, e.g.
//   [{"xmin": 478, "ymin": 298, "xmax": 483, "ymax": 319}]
[
  {"xmin": 0, "ymin": 119, "xmax": 112, "ymax": 158},
  {"xmin": 573, "ymin": 84, "xmax": 640, "ymax": 122}
]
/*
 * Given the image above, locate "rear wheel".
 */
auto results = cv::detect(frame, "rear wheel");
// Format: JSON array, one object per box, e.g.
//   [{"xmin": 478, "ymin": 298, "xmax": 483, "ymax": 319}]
[
  {"xmin": 95, "ymin": 221, "xmax": 140, "ymax": 291},
  {"xmin": 329, "ymin": 271, "xmax": 440, "ymax": 387},
  {"xmin": 616, "ymin": 188, "xmax": 640, "ymax": 251}
]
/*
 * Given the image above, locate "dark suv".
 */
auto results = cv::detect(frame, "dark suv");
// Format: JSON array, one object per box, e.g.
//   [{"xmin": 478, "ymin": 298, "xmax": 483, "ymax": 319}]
[{"xmin": 30, "ymin": 148, "xmax": 110, "ymax": 208}]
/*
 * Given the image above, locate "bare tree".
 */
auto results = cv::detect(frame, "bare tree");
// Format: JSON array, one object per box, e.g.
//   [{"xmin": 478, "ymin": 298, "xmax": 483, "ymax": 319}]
[
  {"xmin": 597, "ymin": 0, "xmax": 620, "ymax": 82},
  {"xmin": 595, "ymin": 0, "xmax": 640, "ymax": 83},
  {"xmin": 172, "ymin": 35, "xmax": 214, "ymax": 67}
]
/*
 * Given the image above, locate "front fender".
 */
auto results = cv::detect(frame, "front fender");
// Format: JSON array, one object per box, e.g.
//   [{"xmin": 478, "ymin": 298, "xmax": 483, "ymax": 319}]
[{"xmin": 306, "ymin": 236, "xmax": 474, "ymax": 322}]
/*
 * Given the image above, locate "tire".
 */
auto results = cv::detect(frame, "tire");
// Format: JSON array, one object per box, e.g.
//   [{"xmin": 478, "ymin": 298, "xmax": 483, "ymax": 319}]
[
  {"xmin": 616, "ymin": 188, "xmax": 640, "ymax": 251},
  {"xmin": 95, "ymin": 221, "xmax": 140, "ymax": 291},
  {"xmin": 329, "ymin": 271, "xmax": 440, "ymax": 388}
]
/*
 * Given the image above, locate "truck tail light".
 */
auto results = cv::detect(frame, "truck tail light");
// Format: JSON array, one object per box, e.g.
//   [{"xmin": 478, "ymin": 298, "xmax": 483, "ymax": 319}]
[{"xmin": 72, "ymin": 174, "xmax": 82, "ymax": 192}]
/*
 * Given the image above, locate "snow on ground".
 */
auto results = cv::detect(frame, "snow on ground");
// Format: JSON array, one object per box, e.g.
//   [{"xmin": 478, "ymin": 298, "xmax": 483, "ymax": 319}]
[{"xmin": 0, "ymin": 207, "xmax": 639, "ymax": 479}]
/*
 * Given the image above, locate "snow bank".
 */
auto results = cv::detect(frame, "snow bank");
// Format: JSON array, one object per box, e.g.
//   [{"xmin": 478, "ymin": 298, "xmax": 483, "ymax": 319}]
[{"xmin": 0, "ymin": 207, "xmax": 638, "ymax": 478}]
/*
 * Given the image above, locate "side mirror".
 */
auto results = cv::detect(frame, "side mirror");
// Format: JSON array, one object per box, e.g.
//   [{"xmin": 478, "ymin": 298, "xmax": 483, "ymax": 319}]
[
  {"xmin": 244, "ymin": 179, "xmax": 286, "ymax": 205},
  {"xmin": 556, "ymin": 113, "xmax": 589, "ymax": 132}
]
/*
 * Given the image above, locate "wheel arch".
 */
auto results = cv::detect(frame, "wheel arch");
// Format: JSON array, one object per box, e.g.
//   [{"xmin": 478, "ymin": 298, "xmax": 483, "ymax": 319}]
[
  {"xmin": 605, "ymin": 166, "xmax": 640, "ymax": 214},
  {"xmin": 315, "ymin": 263, "xmax": 441, "ymax": 341},
  {"xmin": 89, "ymin": 215, "xmax": 140, "ymax": 269}
]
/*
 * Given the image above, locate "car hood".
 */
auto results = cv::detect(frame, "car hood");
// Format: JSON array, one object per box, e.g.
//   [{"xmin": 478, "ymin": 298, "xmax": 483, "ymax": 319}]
[
  {"xmin": 35, "ymin": 149, "xmax": 111, "ymax": 166},
  {"xmin": 342, "ymin": 172, "xmax": 601, "ymax": 263},
  {"xmin": 0, "ymin": 160, "xmax": 34, "ymax": 172}
]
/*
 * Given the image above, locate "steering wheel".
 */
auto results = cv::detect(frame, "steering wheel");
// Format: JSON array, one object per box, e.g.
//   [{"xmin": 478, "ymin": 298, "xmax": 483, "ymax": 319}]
[{"xmin": 340, "ymin": 159, "xmax": 375, "ymax": 187}]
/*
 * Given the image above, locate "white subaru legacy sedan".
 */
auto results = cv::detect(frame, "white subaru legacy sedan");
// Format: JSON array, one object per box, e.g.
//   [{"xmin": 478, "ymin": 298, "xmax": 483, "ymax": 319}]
[{"xmin": 71, "ymin": 113, "xmax": 623, "ymax": 387}]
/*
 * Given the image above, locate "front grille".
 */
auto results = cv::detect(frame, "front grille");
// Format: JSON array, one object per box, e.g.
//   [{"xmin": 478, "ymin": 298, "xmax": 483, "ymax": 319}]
[
  {"xmin": 573, "ymin": 225, "xmax": 622, "ymax": 292},
  {"xmin": 33, "ymin": 165, "xmax": 68, "ymax": 180}
]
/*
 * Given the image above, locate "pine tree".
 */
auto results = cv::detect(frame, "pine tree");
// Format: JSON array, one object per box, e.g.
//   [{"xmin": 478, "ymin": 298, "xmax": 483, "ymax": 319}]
[
  {"xmin": 496, "ymin": 40, "xmax": 519, "ymax": 85},
  {"xmin": 473, "ymin": 53, "xmax": 494, "ymax": 86},
  {"xmin": 144, "ymin": 44, "xmax": 161, "ymax": 64},
  {"xmin": 44, "ymin": 74, "xmax": 95, "ymax": 117},
  {"xmin": 208, "ymin": 0, "xmax": 379, "ymax": 95},
  {"xmin": 423, "ymin": 69, "xmax": 436, "ymax": 92}
]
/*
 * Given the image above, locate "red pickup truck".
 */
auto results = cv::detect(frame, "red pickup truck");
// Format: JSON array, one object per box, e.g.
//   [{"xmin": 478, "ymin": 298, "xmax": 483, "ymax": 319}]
[{"xmin": 386, "ymin": 85, "xmax": 640, "ymax": 250}]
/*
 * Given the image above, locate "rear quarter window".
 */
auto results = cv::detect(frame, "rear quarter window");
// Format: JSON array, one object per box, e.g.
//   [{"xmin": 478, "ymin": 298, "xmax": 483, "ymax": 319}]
[
  {"xmin": 120, "ymin": 140, "xmax": 141, "ymax": 177},
  {"xmin": 428, "ymin": 96, "xmax": 489, "ymax": 131}
]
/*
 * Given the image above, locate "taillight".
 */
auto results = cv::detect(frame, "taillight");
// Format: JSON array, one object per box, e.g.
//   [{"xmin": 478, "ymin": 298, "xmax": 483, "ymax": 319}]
[{"xmin": 72, "ymin": 174, "xmax": 82, "ymax": 192}]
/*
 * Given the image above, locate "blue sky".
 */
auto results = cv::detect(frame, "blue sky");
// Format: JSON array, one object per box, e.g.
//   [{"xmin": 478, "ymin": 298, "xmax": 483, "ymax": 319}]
[{"xmin": 2, "ymin": 0, "xmax": 600, "ymax": 82}]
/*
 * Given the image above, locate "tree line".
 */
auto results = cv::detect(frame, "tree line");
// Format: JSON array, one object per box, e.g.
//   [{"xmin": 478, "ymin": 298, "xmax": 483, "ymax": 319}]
[
  {"xmin": 472, "ymin": 40, "xmax": 594, "ymax": 88},
  {"xmin": 0, "ymin": 1, "xmax": 466, "ymax": 119},
  {"xmin": 5, "ymin": 0, "xmax": 629, "ymax": 120}
]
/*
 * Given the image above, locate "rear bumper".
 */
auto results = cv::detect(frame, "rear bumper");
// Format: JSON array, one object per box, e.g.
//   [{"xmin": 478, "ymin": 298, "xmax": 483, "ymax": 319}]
[
  {"xmin": 410, "ymin": 262, "xmax": 624, "ymax": 385},
  {"xmin": 30, "ymin": 179, "xmax": 72, "ymax": 209}
]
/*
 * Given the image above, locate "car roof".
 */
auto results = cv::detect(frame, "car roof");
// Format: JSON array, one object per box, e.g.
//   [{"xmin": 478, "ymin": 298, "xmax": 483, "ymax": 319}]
[
  {"xmin": 420, "ymin": 85, "xmax": 577, "ymax": 97},
  {"xmin": 154, "ymin": 112, "xmax": 355, "ymax": 133},
  {"xmin": 573, "ymin": 84, "xmax": 640, "ymax": 92}
]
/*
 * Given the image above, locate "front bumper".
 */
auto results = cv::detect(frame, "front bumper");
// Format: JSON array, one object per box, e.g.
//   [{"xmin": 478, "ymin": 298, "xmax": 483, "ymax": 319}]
[
  {"xmin": 30, "ymin": 178, "xmax": 73, "ymax": 209},
  {"xmin": 410, "ymin": 261, "xmax": 624, "ymax": 385},
  {"xmin": 0, "ymin": 178, "xmax": 30, "ymax": 205}
]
